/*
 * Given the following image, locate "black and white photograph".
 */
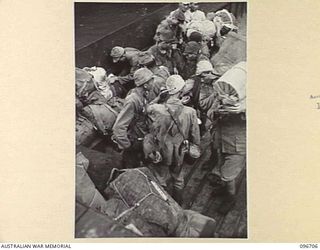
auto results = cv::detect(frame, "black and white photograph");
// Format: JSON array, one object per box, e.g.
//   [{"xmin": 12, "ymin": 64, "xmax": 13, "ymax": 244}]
[{"xmin": 75, "ymin": 2, "xmax": 247, "ymax": 238}]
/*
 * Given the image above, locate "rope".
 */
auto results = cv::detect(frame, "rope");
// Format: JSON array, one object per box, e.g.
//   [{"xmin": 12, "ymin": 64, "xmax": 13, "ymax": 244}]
[{"xmin": 112, "ymin": 169, "xmax": 169, "ymax": 221}]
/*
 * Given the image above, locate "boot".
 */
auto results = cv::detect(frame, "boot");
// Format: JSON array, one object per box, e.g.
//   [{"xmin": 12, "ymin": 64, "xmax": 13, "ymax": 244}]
[
  {"xmin": 218, "ymin": 180, "xmax": 236, "ymax": 215},
  {"xmin": 199, "ymin": 220, "xmax": 217, "ymax": 237},
  {"xmin": 207, "ymin": 173, "xmax": 226, "ymax": 196},
  {"xmin": 172, "ymin": 188, "xmax": 184, "ymax": 206},
  {"xmin": 218, "ymin": 193, "xmax": 236, "ymax": 215}
]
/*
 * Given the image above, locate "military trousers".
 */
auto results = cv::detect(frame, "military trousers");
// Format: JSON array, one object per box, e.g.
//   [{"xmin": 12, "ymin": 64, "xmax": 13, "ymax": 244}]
[{"xmin": 149, "ymin": 163, "xmax": 185, "ymax": 190}]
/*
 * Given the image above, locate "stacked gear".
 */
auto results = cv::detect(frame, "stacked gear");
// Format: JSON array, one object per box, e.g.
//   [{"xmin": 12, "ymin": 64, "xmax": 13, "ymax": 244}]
[
  {"xmin": 76, "ymin": 152, "xmax": 217, "ymax": 238},
  {"xmin": 75, "ymin": 67, "xmax": 96, "ymax": 99},
  {"xmin": 210, "ymin": 31, "xmax": 247, "ymax": 75},
  {"xmin": 103, "ymin": 167, "xmax": 216, "ymax": 237},
  {"xmin": 76, "ymin": 116, "xmax": 97, "ymax": 146},
  {"xmin": 186, "ymin": 19, "xmax": 216, "ymax": 40},
  {"xmin": 83, "ymin": 66, "xmax": 113, "ymax": 101},
  {"xmin": 213, "ymin": 61, "xmax": 246, "ymax": 113},
  {"xmin": 213, "ymin": 9, "xmax": 238, "ymax": 31},
  {"xmin": 76, "ymin": 67, "xmax": 125, "ymax": 140}
]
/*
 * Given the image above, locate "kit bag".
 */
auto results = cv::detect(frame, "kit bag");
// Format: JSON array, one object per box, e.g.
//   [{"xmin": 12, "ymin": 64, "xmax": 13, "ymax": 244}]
[{"xmin": 76, "ymin": 116, "xmax": 97, "ymax": 146}]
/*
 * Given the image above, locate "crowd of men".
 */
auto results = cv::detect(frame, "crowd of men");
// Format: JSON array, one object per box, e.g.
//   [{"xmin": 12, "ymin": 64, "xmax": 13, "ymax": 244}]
[{"xmin": 76, "ymin": 2, "xmax": 246, "ymax": 216}]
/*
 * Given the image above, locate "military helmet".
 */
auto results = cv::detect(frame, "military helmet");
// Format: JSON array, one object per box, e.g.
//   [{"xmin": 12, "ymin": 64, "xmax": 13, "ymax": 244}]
[
  {"xmin": 196, "ymin": 60, "xmax": 214, "ymax": 75},
  {"xmin": 189, "ymin": 31, "xmax": 203, "ymax": 43},
  {"xmin": 110, "ymin": 46, "xmax": 125, "ymax": 58},
  {"xmin": 134, "ymin": 68, "xmax": 154, "ymax": 87},
  {"xmin": 166, "ymin": 75, "xmax": 186, "ymax": 95}
]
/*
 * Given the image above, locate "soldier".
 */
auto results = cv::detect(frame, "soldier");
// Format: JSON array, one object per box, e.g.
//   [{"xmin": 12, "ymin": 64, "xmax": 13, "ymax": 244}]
[
  {"xmin": 187, "ymin": 31, "xmax": 210, "ymax": 58},
  {"xmin": 148, "ymin": 32, "xmax": 180, "ymax": 75},
  {"xmin": 189, "ymin": 2, "xmax": 206, "ymax": 22},
  {"xmin": 207, "ymin": 9, "xmax": 238, "ymax": 56},
  {"xmin": 112, "ymin": 68, "xmax": 153, "ymax": 169},
  {"xmin": 206, "ymin": 62, "xmax": 246, "ymax": 214},
  {"xmin": 145, "ymin": 75, "xmax": 201, "ymax": 205},
  {"xmin": 137, "ymin": 51, "xmax": 170, "ymax": 81},
  {"xmin": 176, "ymin": 41, "xmax": 208, "ymax": 80},
  {"xmin": 168, "ymin": 2, "xmax": 192, "ymax": 24},
  {"xmin": 109, "ymin": 46, "xmax": 141, "ymax": 85}
]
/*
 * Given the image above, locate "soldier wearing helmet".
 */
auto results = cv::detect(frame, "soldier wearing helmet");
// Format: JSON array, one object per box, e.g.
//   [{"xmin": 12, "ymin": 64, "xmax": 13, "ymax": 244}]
[
  {"xmin": 137, "ymin": 51, "xmax": 170, "ymax": 101},
  {"xmin": 148, "ymin": 32, "xmax": 181, "ymax": 75},
  {"xmin": 176, "ymin": 41, "xmax": 209, "ymax": 80},
  {"xmin": 168, "ymin": 2, "xmax": 192, "ymax": 24},
  {"xmin": 112, "ymin": 68, "xmax": 154, "ymax": 168},
  {"xmin": 206, "ymin": 62, "xmax": 247, "ymax": 215},
  {"xmin": 145, "ymin": 75, "xmax": 200, "ymax": 205},
  {"xmin": 181, "ymin": 60, "xmax": 220, "ymax": 135},
  {"xmin": 109, "ymin": 46, "xmax": 141, "ymax": 86}
]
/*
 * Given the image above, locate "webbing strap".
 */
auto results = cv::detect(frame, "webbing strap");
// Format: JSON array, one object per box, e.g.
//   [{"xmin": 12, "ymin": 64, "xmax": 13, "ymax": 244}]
[{"xmin": 112, "ymin": 169, "xmax": 169, "ymax": 221}]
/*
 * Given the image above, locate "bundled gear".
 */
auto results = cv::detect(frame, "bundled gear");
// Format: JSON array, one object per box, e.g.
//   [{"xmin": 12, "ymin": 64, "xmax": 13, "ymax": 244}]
[
  {"xmin": 82, "ymin": 99, "xmax": 123, "ymax": 136},
  {"xmin": 75, "ymin": 202, "xmax": 140, "ymax": 237},
  {"xmin": 210, "ymin": 31, "xmax": 246, "ymax": 75},
  {"xmin": 76, "ymin": 151, "xmax": 217, "ymax": 238},
  {"xmin": 83, "ymin": 66, "xmax": 114, "ymax": 101},
  {"xmin": 213, "ymin": 9, "xmax": 238, "ymax": 32},
  {"xmin": 76, "ymin": 116, "xmax": 97, "ymax": 146},
  {"xmin": 103, "ymin": 167, "xmax": 216, "ymax": 237}
]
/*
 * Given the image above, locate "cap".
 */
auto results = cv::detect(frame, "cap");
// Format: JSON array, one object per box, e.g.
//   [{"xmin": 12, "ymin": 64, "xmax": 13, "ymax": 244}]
[
  {"xmin": 134, "ymin": 68, "xmax": 154, "ymax": 86},
  {"xmin": 184, "ymin": 41, "xmax": 201, "ymax": 54},
  {"xmin": 166, "ymin": 75, "xmax": 186, "ymax": 95},
  {"xmin": 196, "ymin": 60, "xmax": 214, "ymax": 75},
  {"xmin": 110, "ymin": 46, "xmax": 125, "ymax": 58}
]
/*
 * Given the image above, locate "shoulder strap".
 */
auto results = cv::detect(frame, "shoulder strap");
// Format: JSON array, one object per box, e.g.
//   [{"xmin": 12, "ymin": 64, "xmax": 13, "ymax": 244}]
[{"xmin": 164, "ymin": 104, "xmax": 185, "ymax": 140}]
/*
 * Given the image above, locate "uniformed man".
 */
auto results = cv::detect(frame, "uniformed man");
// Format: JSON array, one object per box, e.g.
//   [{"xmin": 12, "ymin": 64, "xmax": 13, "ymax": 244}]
[
  {"xmin": 188, "ymin": 31, "xmax": 211, "ymax": 58},
  {"xmin": 145, "ymin": 75, "xmax": 201, "ymax": 205},
  {"xmin": 208, "ymin": 9, "xmax": 238, "ymax": 56},
  {"xmin": 176, "ymin": 41, "xmax": 208, "ymax": 80},
  {"xmin": 137, "ymin": 51, "xmax": 170, "ymax": 81},
  {"xmin": 109, "ymin": 46, "xmax": 141, "ymax": 85},
  {"xmin": 207, "ymin": 62, "xmax": 246, "ymax": 214},
  {"xmin": 168, "ymin": 2, "xmax": 192, "ymax": 24},
  {"xmin": 112, "ymin": 68, "xmax": 153, "ymax": 169},
  {"xmin": 189, "ymin": 2, "xmax": 206, "ymax": 21},
  {"xmin": 148, "ymin": 32, "xmax": 180, "ymax": 75}
]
